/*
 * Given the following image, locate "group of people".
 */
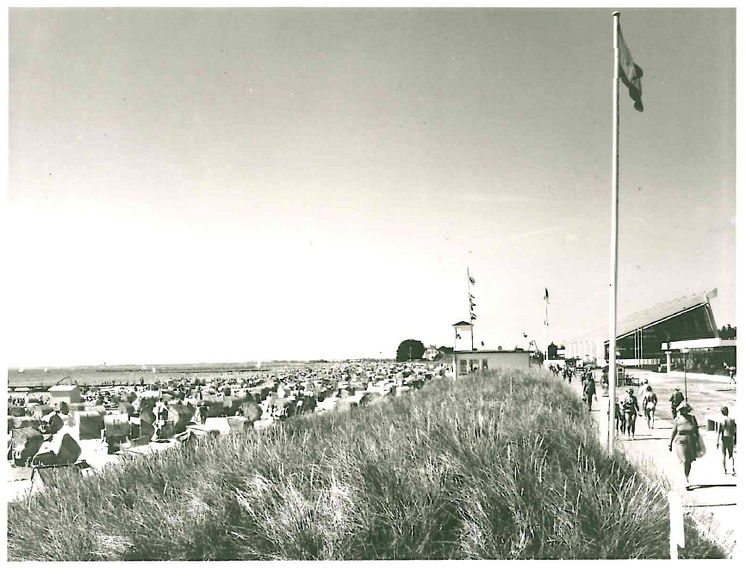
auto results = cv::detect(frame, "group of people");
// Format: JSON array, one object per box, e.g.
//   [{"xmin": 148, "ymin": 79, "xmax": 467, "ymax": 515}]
[
  {"xmin": 555, "ymin": 360, "xmax": 738, "ymax": 491},
  {"xmin": 620, "ymin": 381, "xmax": 738, "ymax": 490},
  {"xmin": 610, "ymin": 379, "xmax": 657, "ymax": 438},
  {"xmin": 668, "ymin": 403, "xmax": 737, "ymax": 489},
  {"xmin": 547, "ymin": 364, "xmax": 563, "ymax": 377}
]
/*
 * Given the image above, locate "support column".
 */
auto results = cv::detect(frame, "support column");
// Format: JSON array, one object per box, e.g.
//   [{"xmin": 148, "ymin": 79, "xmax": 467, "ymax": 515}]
[{"xmin": 666, "ymin": 351, "xmax": 672, "ymax": 374}]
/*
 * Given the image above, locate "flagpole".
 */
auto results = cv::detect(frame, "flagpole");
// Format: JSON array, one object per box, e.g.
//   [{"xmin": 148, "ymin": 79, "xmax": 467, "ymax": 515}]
[
  {"xmin": 607, "ymin": 11, "xmax": 621, "ymax": 454},
  {"xmin": 467, "ymin": 267, "xmax": 474, "ymax": 351},
  {"xmin": 544, "ymin": 300, "xmax": 549, "ymax": 363}
]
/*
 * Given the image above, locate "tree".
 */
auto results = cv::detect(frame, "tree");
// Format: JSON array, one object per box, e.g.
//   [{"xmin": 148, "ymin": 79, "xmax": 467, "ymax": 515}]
[
  {"xmin": 396, "ymin": 339, "xmax": 425, "ymax": 362},
  {"xmin": 437, "ymin": 345, "xmax": 454, "ymax": 355},
  {"xmin": 547, "ymin": 342, "xmax": 557, "ymax": 358},
  {"xmin": 719, "ymin": 324, "xmax": 737, "ymax": 340}
]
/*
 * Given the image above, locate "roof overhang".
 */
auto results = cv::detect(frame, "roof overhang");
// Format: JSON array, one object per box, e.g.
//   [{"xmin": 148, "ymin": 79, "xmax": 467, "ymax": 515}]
[
  {"xmin": 569, "ymin": 289, "xmax": 718, "ymax": 345},
  {"xmin": 661, "ymin": 339, "xmax": 737, "ymax": 351}
]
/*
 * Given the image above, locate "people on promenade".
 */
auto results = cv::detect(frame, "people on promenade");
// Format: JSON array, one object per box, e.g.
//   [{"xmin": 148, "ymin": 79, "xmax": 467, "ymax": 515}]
[
  {"xmin": 724, "ymin": 364, "xmax": 736, "ymax": 385},
  {"xmin": 641, "ymin": 385, "xmax": 658, "ymax": 429},
  {"xmin": 582, "ymin": 376, "xmax": 596, "ymax": 412},
  {"xmin": 621, "ymin": 388, "xmax": 641, "ymax": 439},
  {"xmin": 669, "ymin": 387, "xmax": 685, "ymax": 419},
  {"xmin": 669, "ymin": 402, "xmax": 700, "ymax": 490},
  {"xmin": 716, "ymin": 406, "xmax": 736, "ymax": 476},
  {"xmin": 615, "ymin": 398, "xmax": 626, "ymax": 435},
  {"xmin": 637, "ymin": 378, "xmax": 649, "ymax": 401}
]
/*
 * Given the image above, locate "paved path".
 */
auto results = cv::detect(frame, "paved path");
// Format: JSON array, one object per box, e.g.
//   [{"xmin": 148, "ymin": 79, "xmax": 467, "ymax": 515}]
[{"xmin": 565, "ymin": 373, "xmax": 737, "ymax": 557}]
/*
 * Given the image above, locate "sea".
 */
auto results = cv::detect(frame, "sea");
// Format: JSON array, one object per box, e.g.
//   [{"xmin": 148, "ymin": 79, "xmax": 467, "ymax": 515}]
[{"xmin": 6, "ymin": 361, "xmax": 314, "ymax": 390}]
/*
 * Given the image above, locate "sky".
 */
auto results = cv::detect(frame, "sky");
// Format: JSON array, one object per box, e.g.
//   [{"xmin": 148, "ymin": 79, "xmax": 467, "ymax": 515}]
[{"xmin": 5, "ymin": 7, "xmax": 738, "ymax": 367}]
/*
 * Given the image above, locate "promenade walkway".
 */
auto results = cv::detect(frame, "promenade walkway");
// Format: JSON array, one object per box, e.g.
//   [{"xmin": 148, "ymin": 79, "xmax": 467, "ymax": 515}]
[{"xmin": 567, "ymin": 371, "xmax": 738, "ymax": 557}]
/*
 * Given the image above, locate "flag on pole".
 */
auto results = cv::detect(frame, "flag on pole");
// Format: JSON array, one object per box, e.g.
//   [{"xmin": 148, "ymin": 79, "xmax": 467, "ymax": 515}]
[
  {"xmin": 469, "ymin": 274, "xmax": 475, "ymax": 285},
  {"xmin": 618, "ymin": 23, "xmax": 643, "ymax": 112},
  {"xmin": 523, "ymin": 333, "xmax": 528, "ymax": 338},
  {"xmin": 544, "ymin": 288, "xmax": 550, "ymax": 304},
  {"xmin": 470, "ymin": 313, "xmax": 477, "ymax": 321}
]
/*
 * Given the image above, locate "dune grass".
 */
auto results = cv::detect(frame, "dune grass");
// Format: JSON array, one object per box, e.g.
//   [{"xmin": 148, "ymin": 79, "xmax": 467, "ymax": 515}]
[{"xmin": 7, "ymin": 368, "xmax": 725, "ymax": 560}]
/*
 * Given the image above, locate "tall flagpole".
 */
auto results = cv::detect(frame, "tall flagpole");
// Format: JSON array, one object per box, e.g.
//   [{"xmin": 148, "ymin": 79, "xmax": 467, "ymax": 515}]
[
  {"xmin": 607, "ymin": 11, "xmax": 621, "ymax": 453},
  {"xmin": 467, "ymin": 267, "xmax": 474, "ymax": 351},
  {"xmin": 544, "ymin": 300, "xmax": 549, "ymax": 363}
]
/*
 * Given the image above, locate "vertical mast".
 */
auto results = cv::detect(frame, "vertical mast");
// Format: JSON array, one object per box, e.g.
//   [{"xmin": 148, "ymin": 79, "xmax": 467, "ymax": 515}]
[
  {"xmin": 544, "ymin": 301, "xmax": 549, "ymax": 362},
  {"xmin": 467, "ymin": 267, "xmax": 474, "ymax": 351},
  {"xmin": 607, "ymin": 11, "xmax": 621, "ymax": 453}
]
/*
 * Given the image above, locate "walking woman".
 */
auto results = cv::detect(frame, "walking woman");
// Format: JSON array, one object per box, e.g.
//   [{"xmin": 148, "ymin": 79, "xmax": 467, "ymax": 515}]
[
  {"xmin": 583, "ymin": 375, "xmax": 597, "ymax": 412},
  {"xmin": 621, "ymin": 388, "xmax": 641, "ymax": 439},
  {"xmin": 642, "ymin": 385, "xmax": 658, "ymax": 429},
  {"xmin": 669, "ymin": 402, "xmax": 700, "ymax": 490}
]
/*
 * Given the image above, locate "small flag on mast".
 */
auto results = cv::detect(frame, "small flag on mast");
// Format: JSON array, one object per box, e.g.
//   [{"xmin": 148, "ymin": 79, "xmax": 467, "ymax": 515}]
[
  {"xmin": 468, "ymin": 267, "xmax": 475, "ymax": 285},
  {"xmin": 618, "ymin": 23, "xmax": 643, "ymax": 112},
  {"xmin": 544, "ymin": 288, "xmax": 550, "ymax": 304},
  {"xmin": 470, "ymin": 313, "xmax": 477, "ymax": 321}
]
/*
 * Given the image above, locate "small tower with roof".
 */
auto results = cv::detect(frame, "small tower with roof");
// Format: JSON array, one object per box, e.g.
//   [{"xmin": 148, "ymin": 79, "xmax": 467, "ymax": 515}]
[{"xmin": 452, "ymin": 320, "xmax": 474, "ymax": 353}]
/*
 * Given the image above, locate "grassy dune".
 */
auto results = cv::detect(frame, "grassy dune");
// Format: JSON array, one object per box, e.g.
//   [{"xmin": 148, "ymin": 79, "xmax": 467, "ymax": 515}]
[{"xmin": 7, "ymin": 369, "xmax": 724, "ymax": 560}]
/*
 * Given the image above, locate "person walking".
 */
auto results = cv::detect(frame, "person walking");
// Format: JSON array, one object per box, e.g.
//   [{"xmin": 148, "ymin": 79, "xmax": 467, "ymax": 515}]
[
  {"xmin": 621, "ymin": 388, "xmax": 641, "ymax": 439},
  {"xmin": 669, "ymin": 402, "xmax": 701, "ymax": 490},
  {"xmin": 198, "ymin": 402, "xmax": 208, "ymax": 425},
  {"xmin": 727, "ymin": 364, "xmax": 736, "ymax": 385},
  {"xmin": 642, "ymin": 384, "xmax": 658, "ymax": 429},
  {"xmin": 615, "ymin": 397, "xmax": 626, "ymax": 435},
  {"xmin": 669, "ymin": 387, "xmax": 685, "ymax": 419},
  {"xmin": 716, "ymin": 406, "xmax": 736, "ymax": 476},
  {"xmin": 637, "ymin": 378, "xmax": 650, "ymax": 401},
  {"xmin": 583, "ymin": 375, "xmax": 597, "ymax": 412}
]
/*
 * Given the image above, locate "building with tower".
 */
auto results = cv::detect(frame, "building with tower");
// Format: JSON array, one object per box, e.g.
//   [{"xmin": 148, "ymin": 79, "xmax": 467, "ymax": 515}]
[{"xmin": 451, "ymin": 320, "xmax": 530, "ymax": 379}]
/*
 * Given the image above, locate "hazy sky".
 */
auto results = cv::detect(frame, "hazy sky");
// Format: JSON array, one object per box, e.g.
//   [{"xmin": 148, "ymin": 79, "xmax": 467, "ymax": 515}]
[{"xmin": 7, "ymin": 7, "xmax": 737, "ymax": 366}]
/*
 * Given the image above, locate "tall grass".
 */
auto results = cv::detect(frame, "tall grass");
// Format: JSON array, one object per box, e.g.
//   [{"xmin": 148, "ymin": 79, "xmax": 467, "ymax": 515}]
[{"xmin": 7, "ymin": 368, "xmax": 724, "ymax": 560}]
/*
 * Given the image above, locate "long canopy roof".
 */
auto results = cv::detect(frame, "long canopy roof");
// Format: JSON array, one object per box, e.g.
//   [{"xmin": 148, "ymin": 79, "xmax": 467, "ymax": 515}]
[{"xmin": 569, "ymin": 289, "xmax": 718, "ymax": 344}]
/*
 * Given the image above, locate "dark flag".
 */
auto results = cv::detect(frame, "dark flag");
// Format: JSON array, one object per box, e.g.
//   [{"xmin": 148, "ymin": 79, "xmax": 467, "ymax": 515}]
[
  {"xmin": 618, "ymin": 23, "xmax": 643, "ymax": 112},
  {"xmin": 544, "ymin": 288, "xmax": 550, "ymax": 304}
]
